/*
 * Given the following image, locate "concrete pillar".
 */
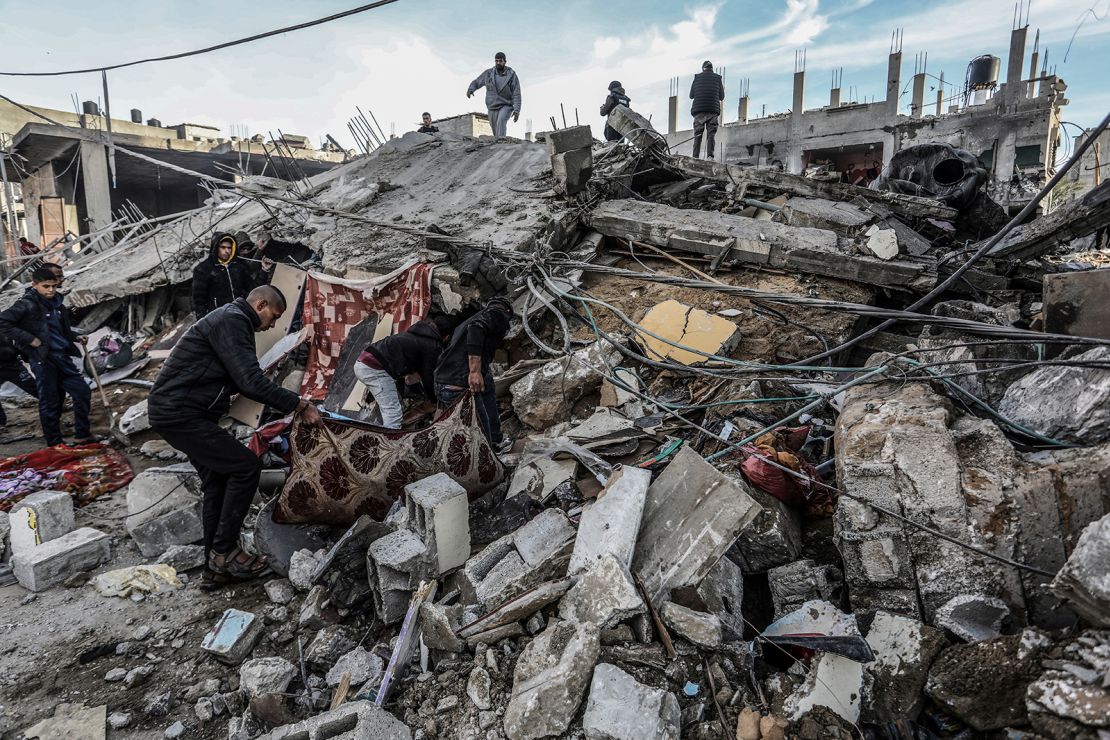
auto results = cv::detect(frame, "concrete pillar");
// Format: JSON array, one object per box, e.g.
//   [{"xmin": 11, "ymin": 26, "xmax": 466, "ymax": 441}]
[
  {"xmin": 830, "ymin": 88, "xmax": 841, "ymax": 108},
  {"xmin": 668, "ymin": 95, "xmax": 678, "ymax": 135},
  {"xmin": 886, "ymin": 52, "xmax": 903, "ymax": 117},
  {"xmin": 911, "ymin": 73, "xmax": 926, "ymax": 118},
  {"xmin": 935, "ymin": 87, "xmax": 944, "ymax": 117},
  {"xmin": 1006, "ymin": 27, "xmax": 1028, "ymax": 92},
  {"xmin": 20, "ymin": 161, "xmax": 57, "ymax": 248},
  {"xmin": 79, "ymin": 140, "xmax": 112, "ymax": 234},
  {"xmin": 738, "ymin": 96, "xmax": 749, "ymax": 123},
  {"xmin": 787, "ymin": 71, "xmax": 806, "ymax": 174},
  {"xmin": 1028, "ymin": 50, "xmax": 1040, "ymax": 97},
  {"xmin": 792, "ymin": 71, "xmax": 805, "ymax": 114}
]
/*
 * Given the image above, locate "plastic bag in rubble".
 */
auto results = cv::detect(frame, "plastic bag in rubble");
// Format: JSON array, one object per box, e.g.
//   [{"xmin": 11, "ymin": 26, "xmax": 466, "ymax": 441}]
[{"xmin": 518, "ymin": 437, "xmax": 614, "ymax": 485}]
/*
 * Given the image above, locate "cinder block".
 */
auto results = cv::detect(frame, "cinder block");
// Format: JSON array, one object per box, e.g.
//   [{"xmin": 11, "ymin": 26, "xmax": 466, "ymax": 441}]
[
  {"xmin": 545, "ymin": 125, "xmax": 593, "ymax": 155},
  {"xmin": 258, "ymin": 700, "xmax": 412, "ymax": 739},
  {"xmin": 8, "ymin": 491, "xmax": 76, "ymax": 556},
  {"xmin": 367, "ymin": 529, "xmax": 430, "ymax": 624},
  {"xmin": 12, "ymin": 527, "xmax": 111, "ymax": 592},
  {"xmin": 404, "ymin": 473, "xmax": 470, "ymax": 574},
  {"xmin": 569, "ymin": 466, "xmax": 650, "ymax": 575},
  {"xmin": 201, "ymin": 609, "xmax": 263, "ymax": 665}
]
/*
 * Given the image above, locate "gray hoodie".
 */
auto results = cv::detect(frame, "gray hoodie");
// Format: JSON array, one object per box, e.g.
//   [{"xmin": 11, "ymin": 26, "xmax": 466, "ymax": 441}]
[{"xmin": 468, "ymin": 66, "xmax": 521, "ymax": 114}]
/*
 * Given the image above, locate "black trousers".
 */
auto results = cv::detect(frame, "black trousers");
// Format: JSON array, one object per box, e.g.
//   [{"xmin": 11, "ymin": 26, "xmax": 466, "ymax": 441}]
[
  {"xmin": 692, "ymin": 113, "xmax": 720, "ymax": 159},
  {"xmin": 31, "ymin": 354, "xmax": 91, "ymax": 445},
  {"xmin": 153, "ymin": 416, "xmax": 262, "ymax": 554},
  {"xmin": 0, "ymin": 362, "xmax": 38, "ymax": 427}
]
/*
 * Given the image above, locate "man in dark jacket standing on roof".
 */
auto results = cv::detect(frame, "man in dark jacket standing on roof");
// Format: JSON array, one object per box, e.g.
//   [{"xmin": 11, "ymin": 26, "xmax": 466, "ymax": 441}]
[
  {"xmin": 434, "ymin": 297, "xmax": 512, "ymax": 452},
  {"xmin": 467, "ymin": 52, "xmax": 521, "ymax": 138},
  {"xmin": 192, "ymin": 232, "xmax": 252, "ymax": 318},
  {"xmin": 354, "ymin": 315, "xmax": 455, "ymax": 429},
  {"xmin": 690, "ymin": 60, "xmax": 725, "ymax": 160},
  {"xmin": 149, "ymin": 285, "xmax": 321, "ymax": 581}
]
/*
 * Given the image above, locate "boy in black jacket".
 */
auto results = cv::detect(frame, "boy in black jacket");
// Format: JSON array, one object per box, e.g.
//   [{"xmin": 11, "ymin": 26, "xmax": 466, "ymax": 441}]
[
  {"xmin": 192, "ymin": 232, "xmax": 252, "ymax": 318},
  {"xmin": 353, "ymin": 315, "xmax": 456, "ymax": 429},
  {"xmin": 0, "ymin": 266, "xmax": 91, "ymax": 445}
]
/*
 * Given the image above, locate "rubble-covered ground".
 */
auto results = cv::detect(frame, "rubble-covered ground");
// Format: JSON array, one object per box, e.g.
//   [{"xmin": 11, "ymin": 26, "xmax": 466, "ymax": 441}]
[{"xmin": 3, "ymin": 113, "xmax": 1110, "ymax": 740}]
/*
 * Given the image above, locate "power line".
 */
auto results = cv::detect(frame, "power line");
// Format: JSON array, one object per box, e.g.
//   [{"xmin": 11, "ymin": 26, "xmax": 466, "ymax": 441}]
[{"xmin": 0, "ymin": 0, "xmax": 403, "ymax": 77}]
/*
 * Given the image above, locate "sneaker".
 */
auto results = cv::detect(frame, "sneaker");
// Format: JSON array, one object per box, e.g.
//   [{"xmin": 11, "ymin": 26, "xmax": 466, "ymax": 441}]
[{"xmin": 495, "ymin": 438, "xmax": 514, "ymax": 455}]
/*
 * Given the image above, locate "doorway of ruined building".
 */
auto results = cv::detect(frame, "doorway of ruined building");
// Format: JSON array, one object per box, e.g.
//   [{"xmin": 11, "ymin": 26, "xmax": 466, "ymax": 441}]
[{"xmin": 801, "ymin": 142, "xmax": 884, "ymax": 187}]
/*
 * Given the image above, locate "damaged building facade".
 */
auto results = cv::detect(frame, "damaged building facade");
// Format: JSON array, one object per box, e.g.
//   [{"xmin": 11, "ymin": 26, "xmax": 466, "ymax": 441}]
[{"xmin": 665, "ymin": 23, "xmax": 1066, "ymax": 213}]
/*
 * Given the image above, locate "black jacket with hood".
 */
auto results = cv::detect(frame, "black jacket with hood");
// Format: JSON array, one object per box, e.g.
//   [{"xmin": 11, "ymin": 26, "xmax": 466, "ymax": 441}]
[
  {"xmin": 148, "ymin": 298, "xmax": 300, "ymax": 425},
  {"xmin": 361, "ymin": 320, "xmax": 446, "ymax": 399},
  {"xmin": 0, "ymin": 287, "xmax": 80, "ymax": 363},
  {"xmin": 600, "ymin": 85, "xmax": 631, "ymax": 142},
  {"xmin": 690, "ymin": 70, "xmax": 725, "ymax": 116},
  {"xmin": 434, "ymin": 302, "xmax": 511, "ymax": 388},
  {"xmin": 191, "ymin": 232, "xmax": 252, "ymax": 318}
]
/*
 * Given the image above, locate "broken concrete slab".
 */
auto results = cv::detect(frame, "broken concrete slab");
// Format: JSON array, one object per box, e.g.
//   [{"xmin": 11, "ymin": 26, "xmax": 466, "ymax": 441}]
[
  {"xmin": 325, "ymin": 647, "xmax": 384, "ymax": 688},
  {"xmin": 8, "ymin": 490, "xmax": 76, "ymax": 556},
  {"xmin": 510, "ymin": 341, "xmax": 620, "ymax": 430},
  {"xmin": 660, "ymin": 602, "xmax": 722, "ymax": 649},
  {"xmin": 124, "ymin": 465, "xmax": 203, "ymax": 558},
  {"xmin": 258, "ymin": 700, "xmax": 412, "ymax": 740},
  {"xmin": 636, "ymin": 299, "xmax": 742, "ymax": 366},
  {"xmin": 633, "ymin": 445, "xmax": 762, "ymax": 607},
  {"xmin": 934, "ymin": 593, "xmax": 1010, "ymax": 642},
  {"xmin": 1026, "ymin": 630, "xmax": 1110, "ymax": 738},
  {"xmin": 767, "ymin": 559, "xmax": 844, "ymax": 621},
  {"xmin": 200, "ymin": 609, "xmax": 264, "ymax": 666},
  {"xmin": 861, "ymin": 611, "xmax": 947, "ymax": 723},
  {"xmin": 582, "ymin": 663, "xmax": 681, "ymax": 740},
  {"xmin": 503, "ymin": 619, "xmax": 601, "ymax": 740},
  {"xmin": 515, "ymin": 508, "xmax": 576, "ymax": 568},
  {"xmin": 12, "ymin": 527, "xmax": 111, "ymax": 592},
  {"xmin": 728, "ymin": 488, "xmax": 803, "ymax": 574},
  {"xmin": 507, "ymin": 452, "xmax": 577, "ymax": 501},
  {"xmin": 460, "ymin": 578, "xmax": 573, "ymax": 639},
  {"xmin": 998, "ymin": 346, "xmax": 1110, "ymax": 444},
  {"xmin": 691, "ymin": 554, "xmax": 746, "ymax": 641},
  {"xmin": 304, "ymin": 625, "xmax": 360, "ymax": 672},
  {"xmin": 569, "ymin": 465, "xmax": 651, "ymax": 575},
  {"xmin": 1051, "ymin": 512, "xmax": 1110, "ymax": 628},
  {"xmin": 783, "ymin": 651, "xmax": 864, "ymax": 725},
  {"xmin": 775, "ymin": 197, "xmax": 874, "ymax": 232},
  {"xmin": 925, "ymin": 629, "xmax": 1050, "ymax": 731},
  {"xmin": 21, "ymin": 702, "xmax": 107, "ymax": 740},
  {"xmin": 552, "ymin": 148, "xmax": 594, "ymax": 196},
  {"xmin": 558, "ymin": 555, "xmax": 645, "ymax": 628},
  {"xmin": 419, "ymin": 600, "xmax": 465, "ymax": 652}
]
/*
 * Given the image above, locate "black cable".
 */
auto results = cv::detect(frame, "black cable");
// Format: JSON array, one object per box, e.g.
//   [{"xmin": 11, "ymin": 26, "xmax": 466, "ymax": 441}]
[{"xmin": 0, "ymin": 0, "xmax": 403, "ymax": 77}]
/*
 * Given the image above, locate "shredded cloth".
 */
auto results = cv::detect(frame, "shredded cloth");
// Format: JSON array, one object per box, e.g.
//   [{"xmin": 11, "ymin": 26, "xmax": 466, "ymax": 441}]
[
  {"xmin": 300, "ymin": 261, "xmax": 434, "ymax": 400},
  {"xmin": 0, "ymin": 443, "xmax": 134, "ymax": 511},
  {"xmin": 274, "ymin": 393, "xmax": 504, "ymax": 526},
  {"xmin": 740, "ymin": 426, "xmax": 834, "ymax": 516}
]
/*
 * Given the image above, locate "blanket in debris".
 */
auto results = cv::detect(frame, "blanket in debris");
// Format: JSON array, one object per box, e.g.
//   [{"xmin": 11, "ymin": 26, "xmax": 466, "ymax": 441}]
[
  {"xmin": 274, "ymin": 393, "xmax": 504, "ymax": 526},
  {"xmin": 0, "ymin": 443, "xmax": 134, "ymax": 512},
  {"xmin": 300, "ymin": 261, "xmax": 434, "ymax": 401}
]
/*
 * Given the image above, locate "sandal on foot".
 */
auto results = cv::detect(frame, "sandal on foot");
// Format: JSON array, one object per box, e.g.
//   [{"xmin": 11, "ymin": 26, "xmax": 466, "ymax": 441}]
[{"xmin": 209, "ymin": 548, "xmax": 270, "ymax": 581}]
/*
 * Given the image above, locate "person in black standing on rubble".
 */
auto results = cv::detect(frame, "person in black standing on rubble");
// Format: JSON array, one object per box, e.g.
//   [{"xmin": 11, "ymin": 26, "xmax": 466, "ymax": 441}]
[
  {"xmin": 690, "ymin": 60, "xmax": 725, "ymax": 159},
  {"xmin": 149, "ymin": 285, "xmax": 322, "ymax": 582},
  {"xmin": 599, "ymin": 80, "xmax": 631, "ymax": 142},
  {"xmin": 434, "ymin": 296, "xmax": 513, "ymax": 453},
  {"xmin": 417, "ymin": 113, "xmax": 439, "ymax": 134},
  {"xmin": 191, "ymin": 232, "xmax": 252, "ymax": 318},
  {"xmin": 354, "ymin": 315, "xmax": 457, "ymax": 429}
]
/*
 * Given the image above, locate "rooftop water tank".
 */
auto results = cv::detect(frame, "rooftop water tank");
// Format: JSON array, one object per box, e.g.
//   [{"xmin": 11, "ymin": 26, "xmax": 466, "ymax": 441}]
[{"xmin": 968, "ymin": 55, "xmax": 1000, "ymax": 89}]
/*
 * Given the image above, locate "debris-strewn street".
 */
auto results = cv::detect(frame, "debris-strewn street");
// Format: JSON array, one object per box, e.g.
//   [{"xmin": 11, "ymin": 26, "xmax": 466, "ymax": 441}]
[{"xmin": 2, "ymin": 13, "xmax": 1110, "ymax": 739}]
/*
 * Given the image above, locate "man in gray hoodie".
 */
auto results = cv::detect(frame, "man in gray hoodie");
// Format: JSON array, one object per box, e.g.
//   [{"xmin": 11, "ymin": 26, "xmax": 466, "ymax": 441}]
[{"xmin": 467, "ymin": 51, "xmax": 521, "ymax": 137}]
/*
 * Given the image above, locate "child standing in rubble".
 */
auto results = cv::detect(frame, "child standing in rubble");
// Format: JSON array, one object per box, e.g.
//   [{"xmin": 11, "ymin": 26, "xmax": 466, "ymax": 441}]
[
  {"xmin": 191, "ymin": 232, "xmax": 252, "ymax": 318},
  {"xmin": 0, "ymin": 266, "xmax": 92, "ymax": 446}
]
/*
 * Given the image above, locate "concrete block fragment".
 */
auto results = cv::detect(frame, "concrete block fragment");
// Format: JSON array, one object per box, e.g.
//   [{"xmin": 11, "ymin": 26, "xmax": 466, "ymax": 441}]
[
  {"xmin": 569, "ymin": 466, "xmax": 651, "ymax": 575},
  {"xmin": 460, "ymin": 578, "xmax": 572, "ymax": 638},
  {"xmin": 694, "ymin": 555, "xmax": 746, "ymax": 641},
  {"xmin": 200, "ymin": 609, "xmax": 263, "ymax": 665},
  {"xmin": 864, "ymin": 224, "xmax": 899, "ymax": 260},
  {"xmin": 633, "ymin": 446, "xmax": 762, "ymax": 606},
  {"xmin": 155, "ymin": 544, "xmax": 205, "ymax": 572},
  {"xmin": 503, "ymin": 619, "xmax": 601, "ymax": 740},
  {"xmin": 861, "ymin": 611, "xmax": 947, "ymax": 723},
  {"xmin": 367, "ymin": 528, "xmax": 431, "ymax": 623},
  {"xmin": 783, "ymin": 652, "xmax": 864, "ymax": 724},
  {"xmin": 467, "ymin": 666, "xmax": 493, "ymax": 710},
  {"xmin": 998, "ymin": 346, "xmax": 1110, "ymax": 444},
  {"xmin": 405, "ymin": 473, "xmax": 470, "ymax": 574},
  {"xmin": 125, "ymin": 465, "xmax": 203, "ymax": 557},
  {"xmin": 546, "ymin": 125, "xmax": 593, "ymax": 155},
  {"xmin": 475, "ymin": 550, "xmax": 530, "ymax": 609},
  {"xmin": 507, "ymin": 454, "xmax": 578, "ymax": 500},
  {"xmin": 8, "ymin": 490, "xmax": 75, "ymax": 556},
  {"xmin": 767, "ymin": 559, "xmax": 844, "ymax": 621},
  {"xmin": 12, "ymin": 527, "xmax": 111, "ymax": 592},
  {"xmin": 552, "ymin": 148, "xmax": 594, "ymax": 195},
  {"xmin": 258, "ymin": 700, "xmax": 412, "ymax": 739},
  {"xmin": 304, "ymin": 625, "xmax": 359, "ymax": 671},
  {"xmin": 420, "ymin": 601, "xmax": 465, "ymax": 652},
  {"xmin": 1051, "ymin": 512, "xmax": 1110, "ymax": 628},
  {"xmin": 660, "ymin": 602, "xmax": 722, "ymax": 648},
  {"xmin": 325, "ymin": 647, "xmax": 383, "ymax": 688},
  {"xmin": 240, "ymin": 657, "xmax": 297, "ymax": 698},
  {"xmin": 510, "ymin": 341, "xmax": 620, "ymax": 430},
  {"xmin": 636, "ymin": 299, "xmax": 741, "ymax": 366},
  {"xmin": 559, "ymin": 555, "xmax": 645, "ymax": 628},
  {"xmin": 582, "ymin": 663, "xmax": 681, "ymax": 740},
  {"xmin": 728, "ymin": 488, "xmax": 803, "ymax": 573},
  {"xmin": 934, "ymin": 593, "xmax": 1010, "ymax": 642},
  {"xmin": 515, "ymin": 508, "xmax": 575, "ymax": 567}
]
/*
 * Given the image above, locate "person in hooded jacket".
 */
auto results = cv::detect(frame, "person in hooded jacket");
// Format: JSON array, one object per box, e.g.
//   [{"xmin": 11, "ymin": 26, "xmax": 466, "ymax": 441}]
[
  {"xmin": 191, "ymin": 232, "xmax": 252, "ymax": 318},
  {"xmin": 354, "ymin": 314, "xmax": 457, "ymax": 429},
  {"xmin": 434, "ymin": 296, "xmax": 513, "ymax": 452},
  {"xmin": 599, "ymin": 80, "xmax": 631, "ymax": 142}
]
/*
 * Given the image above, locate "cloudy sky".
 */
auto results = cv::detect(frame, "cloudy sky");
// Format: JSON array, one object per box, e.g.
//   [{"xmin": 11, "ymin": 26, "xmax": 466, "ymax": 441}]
[{"xmin": 2, "ymin": 0, "xmax": 1108, "ymax": 149}]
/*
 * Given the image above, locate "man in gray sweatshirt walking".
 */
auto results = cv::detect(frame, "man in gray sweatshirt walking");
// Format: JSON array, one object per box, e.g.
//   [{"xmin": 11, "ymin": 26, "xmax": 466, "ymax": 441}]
[{"xmin": 467, "ymin": 51, "xmax": 521, "ymax": 137}]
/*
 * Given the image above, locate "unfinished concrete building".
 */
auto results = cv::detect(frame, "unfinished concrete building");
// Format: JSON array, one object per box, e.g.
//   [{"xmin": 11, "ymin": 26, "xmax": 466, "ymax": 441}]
[
  {"xmin": 664, "ymin": 24, "xmax": 1066, "ymax": 214},
  {"xmin": 0, "ymin": 98, "xmax": 346, "ymax": 253}
]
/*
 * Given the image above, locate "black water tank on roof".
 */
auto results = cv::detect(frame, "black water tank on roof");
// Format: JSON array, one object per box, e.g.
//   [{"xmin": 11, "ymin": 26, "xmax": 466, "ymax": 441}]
[
  {"xmin": 968, "ymin": 55, "xmax": 1000, "ymax": 88},
  {"xmin": 131, "ymin": 109, "xmax": 143, "ymax": 123},
  {"xmin": 147, "ymin": 118, "xmax": 162, "ymax": 128},
  {"xmin": 81, "ymin": 100, "xmax": 100, "ymax": 115}
]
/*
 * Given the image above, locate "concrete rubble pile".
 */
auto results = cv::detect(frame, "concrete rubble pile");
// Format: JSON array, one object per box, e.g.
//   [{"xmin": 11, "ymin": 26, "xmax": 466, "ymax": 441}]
[{"xmin": 4, "ymin": 111, "xmax": 1110, "ymax": 740}]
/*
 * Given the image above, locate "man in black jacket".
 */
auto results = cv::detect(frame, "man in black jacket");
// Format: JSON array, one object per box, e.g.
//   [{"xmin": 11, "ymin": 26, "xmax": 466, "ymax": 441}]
[
  {"xmin": 192, "ymin": 232, "xmax": 252, "ymax": 318},
  {"xmin": 354, "ymin": 315, "xmax": 455, "ymax": 429},
  {"xmin": 599, "ymin": 81, "xmax": 631, "ymax": 142},
  {"xmin": 149, "ymin": 285, "xmax": 321, "ymax": 580},
  {"xmin": 0, "ymin": 266, "xmax": 91, "ymax": 445},
  {"xmin": 434, "ymin": 297, "xmax": 512, "ymax": 452},
  {"xmin": 690, "ymin": 60, "xmax": 725, "ymax": 159},
  {"xmin": 417, "ymin": 113, "xmax": 439, "ymax": 134}
]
